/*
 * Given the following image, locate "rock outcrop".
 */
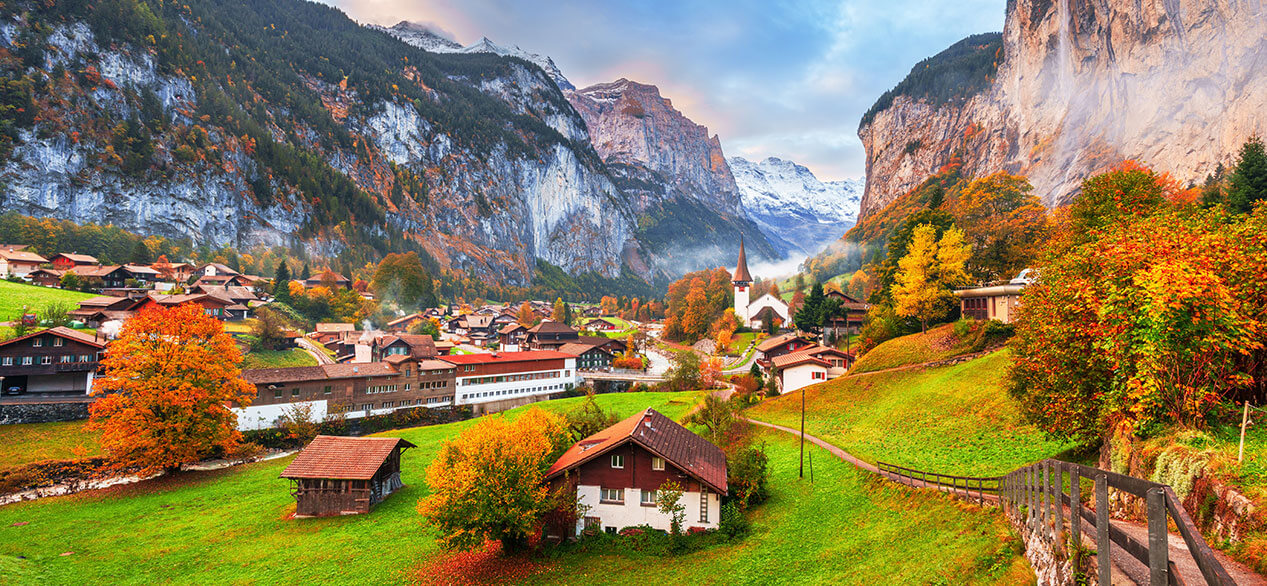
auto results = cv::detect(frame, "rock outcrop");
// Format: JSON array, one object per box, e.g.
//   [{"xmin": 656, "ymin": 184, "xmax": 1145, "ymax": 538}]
[{"xmin": 859, "ymin": 0, "xmax": 1267, "ymax": 218}]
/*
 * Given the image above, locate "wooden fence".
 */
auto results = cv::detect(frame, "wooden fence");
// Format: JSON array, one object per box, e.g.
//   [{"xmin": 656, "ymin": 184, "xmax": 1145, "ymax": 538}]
[{"xmin": 878, "ymin": 459, "xmax": 1235, "ymax": 585}]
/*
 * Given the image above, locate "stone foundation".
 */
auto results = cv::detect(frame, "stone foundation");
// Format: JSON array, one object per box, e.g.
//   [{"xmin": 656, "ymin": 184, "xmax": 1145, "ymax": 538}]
[{"xmin": 0, "ymin": 400, "xmax": 92, "ymax": 424}]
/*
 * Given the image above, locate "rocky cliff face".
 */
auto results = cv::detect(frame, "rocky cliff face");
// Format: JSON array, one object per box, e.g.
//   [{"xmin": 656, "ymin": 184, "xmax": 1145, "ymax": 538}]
[
  {"xmin": 729, "ymin": 156, "xmax": 862, "ymax": 256},
  {"xmin": 567, "ymin": 79, "xmax": 744, "ymax": 217},
  {"xmin": 0, "ymin": 3, "xmax": 638, "ymax": 287},
  {"xmin": 859, "ymin": 0, "xmax": 1267, "ymax": 217},
  {"xmin": 375, "ymin": 21, "xmax": 575, "ymax": 91}
]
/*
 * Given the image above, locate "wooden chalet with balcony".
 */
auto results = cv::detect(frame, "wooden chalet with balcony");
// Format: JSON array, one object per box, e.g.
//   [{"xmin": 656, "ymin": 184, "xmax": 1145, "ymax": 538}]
[{"xmin": 0, "ymin": 327, "xmax": 106, "ymax": 399}]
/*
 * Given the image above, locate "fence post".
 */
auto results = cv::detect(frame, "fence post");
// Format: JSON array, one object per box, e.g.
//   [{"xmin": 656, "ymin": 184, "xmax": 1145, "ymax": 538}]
[
  {"xmin": 1070, "ymin": 467, "xmax": 1081, "ymax": 549},
  {"xmin": 1096, "ymin": 474, "xmax": 1110, "ymax": 586},
  {"xmin": 1147, "ymin": 488, "xmax": 1167, "ymax": 586},
  {"xmin": 1051, "ymin": 463, "xmax": 1062, "ymax": 541},
  {"xmin": 1027, "ymin": 467, "xmax": 1035, "ymax": 530},
  {"xmin": 1041, "ymin": 463, "xmax": 1050, "ymax": 539}
]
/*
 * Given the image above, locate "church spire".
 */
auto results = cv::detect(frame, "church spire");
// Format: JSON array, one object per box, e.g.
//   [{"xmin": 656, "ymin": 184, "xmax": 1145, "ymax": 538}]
[{"xmin": 733, "ymin": 235, "xmax": 752, "ymax": 284}]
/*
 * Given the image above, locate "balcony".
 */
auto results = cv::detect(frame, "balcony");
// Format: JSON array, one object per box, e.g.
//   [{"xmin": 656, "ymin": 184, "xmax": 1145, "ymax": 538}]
[{"xmin": 56, "ymin": 361, "xmax": 99, "ymax": 372}]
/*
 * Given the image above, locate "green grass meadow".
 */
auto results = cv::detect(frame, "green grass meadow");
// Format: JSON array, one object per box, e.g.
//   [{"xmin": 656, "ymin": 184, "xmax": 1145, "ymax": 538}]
[
  {"xmin": 240, "ymin": 348, "xmax": 319, "ymax": 370},
  {"xmin": 747, "ymin": 350, "xmax": 1070, "ymax": 476},
  {"xmin": 0, "ymin": 390, "xmax": 1032, "ymax": 584},
  {"xmin": 0, "ymin": 281, "xmax": 97, "ymax": 323},
  {"xmin": 850, "ymin": 323, "xmax": 978, "ymax": 374}
]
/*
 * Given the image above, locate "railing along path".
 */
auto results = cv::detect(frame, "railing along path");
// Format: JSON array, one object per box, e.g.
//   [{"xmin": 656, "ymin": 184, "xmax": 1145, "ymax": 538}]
[{"xmin": 878, "ymin": 459, "xmax": 1235, "ymax": 586}]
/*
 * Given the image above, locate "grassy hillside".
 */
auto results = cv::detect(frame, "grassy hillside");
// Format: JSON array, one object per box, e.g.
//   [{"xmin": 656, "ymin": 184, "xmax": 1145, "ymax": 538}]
[
  {"xmin": 0, "ymin": 390, "xmax": 1031, "ymax": 584},
  {"xmin": 241, "ymin": 348, "xmax": 318, "ymax": 370},
  {"xmin": 0, "ymin": 422, "xmax": 99, "ymax": 470},
  {"xmin": 850, "ymin": 323, "xmax": 978, "ymax": 374},
  {"xmin": 747, "ymin": 350, "xmax": 1070, "ymax": 476},
  {"xmin": 0, "ymin": 282, "xmax": 96, "ymax": 323}
]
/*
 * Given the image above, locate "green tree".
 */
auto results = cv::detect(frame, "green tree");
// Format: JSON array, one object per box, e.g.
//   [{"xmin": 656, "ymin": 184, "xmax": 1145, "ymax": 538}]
[
  {"xmin": 564, "ymin": 390, "xmax": 620, "ymax": 441},
  {"xmin": 1069, "ymin": 161, "xmax": 1170, "ymax": 237},
  {"xmin": 300, "ymin": 263, "xmax": 311, "ymax": 281},
  {"xmin": 40, "ymin": 301, "xmax": 74, "ymax": 328},
  {"xmin": 684, "ymin": 394, "xmax": 736, "ymax": 447},
  {"xmin": 408, "ymin": 318, "xmax": 440, "ymax": 340},
  {"xmin": 665, "ymin": 351, "xmax": 702, "ymax": 392},
  {"xmin": 371, "ymin": 252, "xmax": 436, "ymax": 310},
  {"xmin": 130, "ymin": 239, "xmax": 151, "ymax": 264},
  {"xmin": 655, "ymin": 479, "xmax": 687, "ymax": 536},
  {"xmin": 273, "ymin": 261, "xmax": 291, "ymax": 304},
  {"xmin": 1228, "ymin": 137, "xmax": 1267, "ymax": 214},
  {"xmin": 793, "ymin": 283, "xmax": 826, "ymax": 333}
]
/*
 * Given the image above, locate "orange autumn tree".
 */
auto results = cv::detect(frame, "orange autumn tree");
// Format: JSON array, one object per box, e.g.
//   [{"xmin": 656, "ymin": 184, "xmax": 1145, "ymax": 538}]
[
  {"xmin": 88, "ymin": 303, "xmax": 255, "ymax": 475},
  {"xmin": 419, "ymin": 408, "xmax": 570, "ymax": 553}
]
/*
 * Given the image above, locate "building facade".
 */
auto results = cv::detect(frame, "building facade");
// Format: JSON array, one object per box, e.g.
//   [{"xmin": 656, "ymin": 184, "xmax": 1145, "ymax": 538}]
[
  {"xmin": 0, "ymin": 327, "xmax": 106, "ymax": 398},
  {"xmin": 446, "ymin": 351, "xmax": 579, "ymax": 414}
]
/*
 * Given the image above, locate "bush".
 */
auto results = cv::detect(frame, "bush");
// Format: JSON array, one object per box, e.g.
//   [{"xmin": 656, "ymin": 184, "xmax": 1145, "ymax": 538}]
[
  {"xmin": 727, "ymin": 446, "xmax": 770, "ymax": 508},
  {"xmin": 242, "ymin": 405, "xmax": 470, "ymax": 449},
  {"xmin": 719, "ymin": 501, "xmax": 750, "ymax": 539}
]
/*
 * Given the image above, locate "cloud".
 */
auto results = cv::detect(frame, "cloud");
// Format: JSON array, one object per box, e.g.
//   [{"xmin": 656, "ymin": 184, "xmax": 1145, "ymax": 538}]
[{"xmin": 322, "ymin": 0, "xmax": 1005, "ymax": 181}]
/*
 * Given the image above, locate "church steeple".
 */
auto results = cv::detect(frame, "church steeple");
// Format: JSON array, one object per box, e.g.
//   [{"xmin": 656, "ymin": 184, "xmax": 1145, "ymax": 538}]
[{"xmin": 732, "ymin": 236, "xmax": 752, "ymax": 284}]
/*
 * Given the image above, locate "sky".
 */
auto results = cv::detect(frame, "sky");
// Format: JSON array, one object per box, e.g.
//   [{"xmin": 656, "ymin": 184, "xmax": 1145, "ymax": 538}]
[{"xmin": 321, "ymin": 0, "xmax": 1005, "ymax": 181}]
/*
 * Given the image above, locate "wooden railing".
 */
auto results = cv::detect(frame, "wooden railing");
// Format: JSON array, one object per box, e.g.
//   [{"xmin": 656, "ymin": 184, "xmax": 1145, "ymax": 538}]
[
  {"xmin": 877, "ymin": 461, "xmax": 1000, "ymax": 506},
  {"xmin": 881, "ymin": 458, "xmax": 1235, "ymax": 585}
]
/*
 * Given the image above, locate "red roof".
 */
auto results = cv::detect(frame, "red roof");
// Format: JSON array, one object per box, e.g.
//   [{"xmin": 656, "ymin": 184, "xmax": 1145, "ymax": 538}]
[
  {"xmin": 280, "ymin": 435, "xmax": 416, "ymax": 480},
  {"xmin": 440, "ymin": 350, "xmax": 575, "ymax": 365},
  {"xmin": 546, "ymin": 408, "xmax": 727, "ymax": 494},
  {"xmin": 0, "ymin": 326, "xmax": 105, "ymax": 349}
]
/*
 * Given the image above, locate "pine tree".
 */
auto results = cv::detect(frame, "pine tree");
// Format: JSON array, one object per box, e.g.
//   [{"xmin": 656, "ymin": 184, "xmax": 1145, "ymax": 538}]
[
  {"xmin": 794, "ymin": 283, "xmax": 826, "ymax": 333},
  {"xmin": 130, "ymin": 240, "xmax": 151, "ymax": 264},
  {"xmin": 1228, "ymin": 137, "xmax": 1267, "ymax": 214},
  {"xmin": 273, "ymin": 261, "xmax": 292, "ymax": 303},
  {"xmin": 300, "ymin": 263, "xmax": 311, "ymax": 281}
]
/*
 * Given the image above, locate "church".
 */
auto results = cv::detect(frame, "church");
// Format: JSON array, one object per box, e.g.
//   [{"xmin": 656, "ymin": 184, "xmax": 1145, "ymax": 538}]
[{"xmin": 731, "ymin": 238, "xmax": 790, "ymax": 330}]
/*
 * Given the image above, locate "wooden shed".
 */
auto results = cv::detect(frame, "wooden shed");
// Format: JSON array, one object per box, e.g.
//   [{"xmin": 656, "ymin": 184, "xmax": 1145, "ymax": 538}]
[{"xmin": 280, "ymin": 435, "xmax": 416, "ymax": 517}]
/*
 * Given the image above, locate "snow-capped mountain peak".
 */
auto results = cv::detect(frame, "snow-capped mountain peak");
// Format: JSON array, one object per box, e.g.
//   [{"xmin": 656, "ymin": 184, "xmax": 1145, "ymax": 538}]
[
  {"xmin": 372, "ymin": 22, "xmax": 574, "ymax": 91},
  {"xmin": 729, "ymin": 156, "xmax": 863, "ymax": 257}
]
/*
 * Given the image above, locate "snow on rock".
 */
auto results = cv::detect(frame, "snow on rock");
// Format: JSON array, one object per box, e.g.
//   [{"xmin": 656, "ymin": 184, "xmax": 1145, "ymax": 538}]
[{"xmin": 729, "ymin": 156, "xmax": 863, "ymax": 257}]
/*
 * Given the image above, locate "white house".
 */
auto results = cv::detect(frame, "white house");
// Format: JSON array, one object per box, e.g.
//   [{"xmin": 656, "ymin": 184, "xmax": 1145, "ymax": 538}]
[
  {"xmin": 772, "ymin": 344, "xmax": 853, "ymax": 394},
  {"xmin": 545, "ymin": 408, "xmax": 728, "ymax": 537}
]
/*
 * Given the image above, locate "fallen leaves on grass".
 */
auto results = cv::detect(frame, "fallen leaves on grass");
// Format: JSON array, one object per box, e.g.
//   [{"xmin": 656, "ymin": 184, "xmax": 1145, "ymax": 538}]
[{"xmin": 412, "ymin": 540, "xmax": 553, "ymax": 585}]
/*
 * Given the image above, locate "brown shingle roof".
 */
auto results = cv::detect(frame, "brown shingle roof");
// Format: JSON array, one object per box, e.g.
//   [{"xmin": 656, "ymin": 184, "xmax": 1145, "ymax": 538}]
[
  {"xmin": 546, "ymin": 408, "xmax": 727, "ymax": 493},
  {"xmin": 732, "ymin": 237, "xmax": 752, "ymax": 283},
  {"xmin": 280, "ymin": 435, "xmax": 416, "ymax": 480},
  {"xmin": 0, "ymin": 248, "xmax": 49, "ymax": 263},
  {"xmin": 53, "ymin": 253, "xmax": 98, "ymax": 263},
  {"xmin": 320, "ymin": 362, "xmax": 397, "ymax": 378},
  {"xmin": 527, "ymin": 320, "xmax": 577, "ymax": 335},
  {"xmin": 0, "ymin": 326, "xmax": 105, "ymax": 349},
  {"xmin": 755, "ymin": 333, "xmax": 809, "ymax": 353},
  {"xmin": 316, "ymin": 322, "xmax": 356, "ymax": 333},
  {"xmin": 242, "ymin": 366, "xmax": 329, "ymax": 385},
  {"xmin": 557, "ymin": 342, "xmax": 613, "ymax": 357}
]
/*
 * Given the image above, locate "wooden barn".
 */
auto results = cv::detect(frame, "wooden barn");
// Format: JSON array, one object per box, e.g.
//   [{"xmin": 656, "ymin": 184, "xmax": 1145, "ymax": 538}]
[{"xmin": 279, "ymin": 435, "xmax": 415, "ymax": 517}]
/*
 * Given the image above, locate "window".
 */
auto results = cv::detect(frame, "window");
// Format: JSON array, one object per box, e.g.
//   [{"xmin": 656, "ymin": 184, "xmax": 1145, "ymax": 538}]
[
  {"xmin": 651, "ymin": 456, "xmax": 665, "ymax": 471},
  {"xmin": 273, "ymin": 390, "xmax": 283, "ymax": 400},
  {"xmin": 323, "ymin": 385, "xmax": 332, "ymax": 395},
  {"xmin": 610, "ymin": 454, "xmax": 624, "ymax": 469},
  {"xmin": 291, "ymin": 388, "xmax": 300, "ymax": 397},
  {"xmin": 60, "ymin": 355, "xmax": 71, "ymax": 363},
  {"xmin": 640, "ymin": 490, "xmax": 658, "ymax": 505},
  {"xmin": 40, "ymin": 356, "xmax": 51, "ymax": 365},
  {"xmin": 53, "ymin": 338, "xmax": 64, "ymax": 347},
  {"xmin": 21, "ymin": 356, "xmax": 31, "ymax": 366},
  {"xmin": 600, "ymin": 488, "xmax": 624, "ymax": 503},
  {"xmin": 812, "ymin": 371, "xmax": 825, "ymax": 380},
  {"xmin": 31, "ymin": 338, "xmax": 42, "ymax": 347}
]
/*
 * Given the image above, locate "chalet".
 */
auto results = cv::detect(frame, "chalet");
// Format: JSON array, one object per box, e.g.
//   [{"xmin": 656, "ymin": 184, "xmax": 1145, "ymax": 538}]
[
  {"xmin": 196, "ymin": 262, "xmax": 240, "ymax": 277},
  {"xmin": 755, "ymin": 333, "xmax": 815, "ymax": 366},
  {"xmin": 954, "ymin": 271, "xmax": 1033, "ymax": 324},
  {"xmin": 68, "ymin": 265, "xmax": 131, "ymax": 289},
  {"xmin": 69, "ymin": 296, "xmax": 141, "ymax": 327},
  {"xmin": 385, "ymin": 313, "xmax": 424, "ymax": 333},
  {"xmin": 302, "ymin": 269, "xmax": 352, "ymax": 289},
  {"xmin": 559, "ymin": 342, "xmax": 615, "ymax": 371},
  {"xmin": 580, "ymin": 335, "xmax": 627, "ymax": 355},
  {"xmin": 824, "ymin": 291, "xmax": 869, "ymax": 335},
  {"xmin": 136, "ymin": 293, "xmax": 238, "ymax": 320},
  {"xmin": 121, "ymin": 264, "xmax": 160, "ymax": 285},
  {"xmin": 446, "ymin": 351, "xmax": 579, "ymax": 415},
  {"xmin": 0, "ymin": 327, "xmax": 106, "ymax": 398},
  {"xmin": 498, "ymin": 323, "xmax": 528, "ymax": 351},
  {"xmin": 372, "ymin": 334, "xmax": 439, "ymax": 361},
  {"xmin": 239, "ymin": 358, "xmax": 456, "ymax": 429},
  {"xmin": 545, "ymin": 408, "xmax": 727, "ymax": 537},
  {"xmin": 313, "ymin": 322, "xmax": 356, "ymax": 344},
  {"xmin": 49, "ymin": 253, "xmax": 98, "ymax": 271},
  {"xmin": 28, "ymin": 268, "xmax": 65, "ymax": 288},
  {"xmin": 0, "ymin": 246, "xmax": 49, "ymax": 278},
  {"xmin": 153, "ymin": 261, "xmax": 195, "ymax": 283},
  {"xmin": 585, "ymin": 317, "xmax": 621, "ymax": 332},
  {"xmin": 191, "ymin": 283, "xmax": 259, "ymax": 306},
  {"xmin": 194, "ymin": 274, "xmax": 250, "ymax": 288},
  {"xmin": 525, "ymin": 320, "xmax": 580, "ymax": 351},
  {"xmin": 280, "ymin": 435, "xmax": 415, "ymax": 517},
  {"xmin": 772, "ymin": 345, "xmax": 853, "ymax": 394},
  {"xmin": 432, "ymin": 340, "xmax": 455, "ymax": 355}
]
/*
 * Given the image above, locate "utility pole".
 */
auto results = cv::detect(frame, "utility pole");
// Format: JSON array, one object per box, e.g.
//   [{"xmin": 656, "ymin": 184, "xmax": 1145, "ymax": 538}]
[
  {"xmin": 799, "ymin": 386, "xmax": 806, "ymax": 479},
  {"xmin": 1240, "ymin": 401, "xmax": 1251, "ymax": 464}
]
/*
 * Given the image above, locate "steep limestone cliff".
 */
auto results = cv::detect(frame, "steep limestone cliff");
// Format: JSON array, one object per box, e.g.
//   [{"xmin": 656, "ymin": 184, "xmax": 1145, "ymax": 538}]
[{"xmin": 859, "ymin": 0, "xmax": 1267, "ymax": 217}]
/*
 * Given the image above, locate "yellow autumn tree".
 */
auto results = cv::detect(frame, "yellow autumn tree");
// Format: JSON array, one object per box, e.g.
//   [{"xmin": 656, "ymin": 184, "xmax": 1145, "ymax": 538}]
[
  {"xmin": 418, "ymin": 408, "xmax": 570, "ymax": 553},
  {"xmin": 893, "ymin": 224, "xmax": 971, "ymax": 333}
]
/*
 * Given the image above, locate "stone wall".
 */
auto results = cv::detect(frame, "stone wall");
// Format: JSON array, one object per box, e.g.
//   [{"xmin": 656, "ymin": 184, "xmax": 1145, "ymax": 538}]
[{"xmin": 0, "ymin": 401, "xmax": 92, "ymax": 425}]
